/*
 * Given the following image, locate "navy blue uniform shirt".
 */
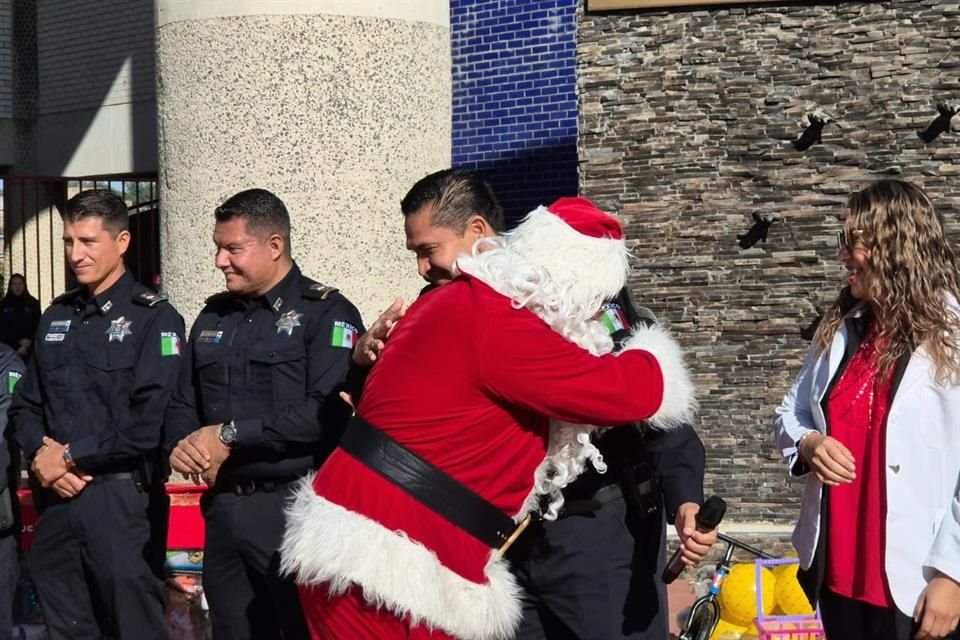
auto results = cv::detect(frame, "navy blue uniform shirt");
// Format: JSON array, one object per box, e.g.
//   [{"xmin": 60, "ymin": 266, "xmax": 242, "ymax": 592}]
[
  {"xmin": 9, "ymin": 271, "xmax": 186, "ymax": 473},
  {"xmin": 164, "ymin": 263, "xmax": 364, "ymax": 482},
  {"xmin": 0, "ymin": 345, "xmax": 26, "ymax": 493}
]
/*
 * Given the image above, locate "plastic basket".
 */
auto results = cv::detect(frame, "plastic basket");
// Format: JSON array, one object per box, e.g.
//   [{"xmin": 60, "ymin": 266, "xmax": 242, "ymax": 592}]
[{"xmin": 754, "ymin": 558, "xmax": 825, "ymax": 640}]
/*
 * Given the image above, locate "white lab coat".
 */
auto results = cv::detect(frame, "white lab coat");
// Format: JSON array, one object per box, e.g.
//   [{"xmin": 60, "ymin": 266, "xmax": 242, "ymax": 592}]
[{"xmin": 775, "ymin": 304, "xmax": 960, "ymax": 615}]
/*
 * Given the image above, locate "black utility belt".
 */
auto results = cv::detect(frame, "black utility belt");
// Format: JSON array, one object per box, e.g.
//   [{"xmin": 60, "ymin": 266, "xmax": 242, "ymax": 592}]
[
  {"xmin": 222, "ymin": 476, "xmax": 304, "ymax": 496},
  {"xmin": 90, "ymin": 472, "xmax": 136, "ymax": 485},
  {"xmin": 339, "ymin": 416, "xmax": 531, "ymax": 553},
  {"xmin": 558, "ymin": 459, "xmax": 660, "ymax": 521}
]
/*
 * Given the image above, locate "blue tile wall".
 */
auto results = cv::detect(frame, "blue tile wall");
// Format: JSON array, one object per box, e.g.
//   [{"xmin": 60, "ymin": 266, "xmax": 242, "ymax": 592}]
[{"xmin": 450, "ymin": 0, "xmax": 579, "ymax": 226}]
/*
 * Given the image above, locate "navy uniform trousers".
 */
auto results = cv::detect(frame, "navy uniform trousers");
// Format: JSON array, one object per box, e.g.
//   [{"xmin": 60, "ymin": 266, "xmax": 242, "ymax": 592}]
[
  {"xmin": 512, "ymin": 487, "xmax": 670, "ymax": 640},
  {"xmin": 30, "ymin": 479, "xmax": 169, "ymax": 640}
]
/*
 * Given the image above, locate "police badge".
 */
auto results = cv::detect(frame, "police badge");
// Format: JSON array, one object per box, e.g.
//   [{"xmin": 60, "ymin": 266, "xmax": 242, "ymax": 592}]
[
  {"xmin": 275, "ymin": 309, "xmax": 303, "ymax": 336},
  {"xmin": 106, "ymin": 317, "xmax": 134, "ymax": 343}
]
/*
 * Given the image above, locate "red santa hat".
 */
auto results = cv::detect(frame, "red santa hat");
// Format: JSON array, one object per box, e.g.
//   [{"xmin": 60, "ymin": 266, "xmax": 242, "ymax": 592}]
[{"xmin": 503, "ymin": 196, "xmax": 629, "ymax": 303}]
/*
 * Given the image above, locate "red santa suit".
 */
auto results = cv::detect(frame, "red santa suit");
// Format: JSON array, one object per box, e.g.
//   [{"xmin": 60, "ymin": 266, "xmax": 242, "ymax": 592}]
[{"xmin": 281, "ymin": 198, "xmax": 697, "ymax": 640}]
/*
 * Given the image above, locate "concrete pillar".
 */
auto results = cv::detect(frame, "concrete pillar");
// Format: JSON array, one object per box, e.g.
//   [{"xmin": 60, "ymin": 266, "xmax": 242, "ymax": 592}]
[{"xmin": 156, "ymin": 0, "xmax": 451, "ymax": 325}]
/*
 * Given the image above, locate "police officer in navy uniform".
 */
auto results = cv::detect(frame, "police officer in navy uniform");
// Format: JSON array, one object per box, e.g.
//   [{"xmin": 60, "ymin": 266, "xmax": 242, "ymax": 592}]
[
  {"xmin": 9, "ymin": 189, "xmax": 185, "ymax": 640},
  {"xmin": 0, "ymin": 344, "xmax": 25, "ymax": 640},
  {"xmin": 510, "ymin": 288, "xmax": 714, "ymax": 640},
  {"xmin": 166, "ymin": 188, "xmax": 363, "ymax": 640}
]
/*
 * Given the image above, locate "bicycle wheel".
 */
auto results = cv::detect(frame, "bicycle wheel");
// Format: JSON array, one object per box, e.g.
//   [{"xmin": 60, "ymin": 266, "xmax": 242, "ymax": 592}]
[{"xmin": 681, "ymin": 597, "xmax": 720, "ymax": 640}]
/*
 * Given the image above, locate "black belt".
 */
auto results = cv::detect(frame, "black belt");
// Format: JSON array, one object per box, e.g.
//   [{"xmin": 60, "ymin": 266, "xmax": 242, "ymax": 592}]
[
  {"xmin": 225, "ymin": 477, "xmax": 301, "ymax": 497},
  {"xmin": 90, "ymin": 472, "xmax": 136, "ymax": 485},
  {"xmin": 339, "ymin": 416, "xmax": 518, "ymax": 549},
  {"xmin": 558, "ymin": 483, "xmax": 623, "ymax": 518}
]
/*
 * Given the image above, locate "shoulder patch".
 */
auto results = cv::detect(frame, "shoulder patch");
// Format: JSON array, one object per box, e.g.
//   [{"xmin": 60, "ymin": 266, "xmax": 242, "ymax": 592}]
[
  {"xmin": 7, "ymin": 371, "xmax": 21, "ymax": 395},
  {"xmin": 205, "ymin": 291, "xmax": 234, "ymax": 305},
  {"xmin": 133, "ymin": 291, "xmax": 168, "ymax": 307},
  {"xmin": 51, "ymin": 287, "xmax": 82, "ymax": 305},
  {"xmin": 302, "ymin": 283, "xmax": 339, "ymax": 301}
]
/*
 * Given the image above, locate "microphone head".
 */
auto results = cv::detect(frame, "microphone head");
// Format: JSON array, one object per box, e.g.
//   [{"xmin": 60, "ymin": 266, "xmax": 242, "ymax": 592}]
[{"xmin": 696, "ymin": 496, "xmax": 727, "ymax": 530}]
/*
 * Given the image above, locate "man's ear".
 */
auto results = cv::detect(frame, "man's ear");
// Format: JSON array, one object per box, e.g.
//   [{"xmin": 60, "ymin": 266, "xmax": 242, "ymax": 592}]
[
  {"xmin": 116, "ymin": 229, "xmax": 131, "ymax": 256},
  {"xmin": 267, "ymin": 233, "xmax": 285, "ymax": 260},
  {"xmin": 465, "ymin": 215, "xmax": 495, "ymax": 240}
]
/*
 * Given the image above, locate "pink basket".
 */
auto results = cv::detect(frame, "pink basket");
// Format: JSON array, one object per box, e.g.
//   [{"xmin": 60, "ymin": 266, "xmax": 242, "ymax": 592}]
[{"xmin": 754, "ymin": 558, "xmax": 825, "ymax": 640}]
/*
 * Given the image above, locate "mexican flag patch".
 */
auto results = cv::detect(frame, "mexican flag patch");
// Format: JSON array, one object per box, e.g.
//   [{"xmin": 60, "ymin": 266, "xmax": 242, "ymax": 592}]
[
  {"xmin": 331, "ymin": 321, "xmax": 358, "ymax": 349},
  {"xmin": 160, "ymin": 332, "xmax": 182, "ymax": 357},
  {"xmin": 7, "ymin": 371, "xmax": 21, "ymax": 394},
  {"xmin": 600, "ymin": 304, "xmax": 629, "ymax": 335}
]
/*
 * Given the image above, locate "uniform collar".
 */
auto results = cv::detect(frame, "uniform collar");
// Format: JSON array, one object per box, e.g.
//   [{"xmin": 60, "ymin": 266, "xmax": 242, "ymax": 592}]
[
  {"xmin": 81, "ymin": 271, "xmax": 134, "ymax": 315},
  {"xmin": 259, "ymin": 263, "xmax": 301, "ymax": 315}
]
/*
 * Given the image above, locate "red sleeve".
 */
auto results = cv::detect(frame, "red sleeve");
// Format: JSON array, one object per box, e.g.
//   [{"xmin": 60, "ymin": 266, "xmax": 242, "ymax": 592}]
[{"xmin": 476, "ymin": 305, "xmax": 664, "ymax": 424}]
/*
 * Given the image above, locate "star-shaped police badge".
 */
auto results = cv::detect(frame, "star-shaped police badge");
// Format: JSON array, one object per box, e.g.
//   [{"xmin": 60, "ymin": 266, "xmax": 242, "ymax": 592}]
[
  {"xmin": 275, "ymin": 309, "xmax": 303, "ymax": 336},
  {"xmin": 106, "ymin": 317, "xmax": 134, "ymax": 343}
]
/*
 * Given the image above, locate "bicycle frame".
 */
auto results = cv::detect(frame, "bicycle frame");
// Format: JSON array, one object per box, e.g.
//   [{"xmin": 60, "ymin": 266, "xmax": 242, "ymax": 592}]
[{"xmin": 679, "ymin": 533, "xmax": 774, "ymax": 640}]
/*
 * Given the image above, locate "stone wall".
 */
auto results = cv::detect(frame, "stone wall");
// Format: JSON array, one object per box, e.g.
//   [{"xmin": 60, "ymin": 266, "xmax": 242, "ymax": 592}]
[{"xmin": 578, "ymin": 0, "xmax": 960, "ymax": 524}]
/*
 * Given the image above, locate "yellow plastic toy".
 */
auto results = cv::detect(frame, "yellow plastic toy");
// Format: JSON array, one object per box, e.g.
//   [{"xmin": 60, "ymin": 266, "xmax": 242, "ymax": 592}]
[
  {"xmin": 718, "ymin": 563, "xmax": 776, "ymax": 627},
  {"xmin": 710, "ymin": 617, "xmax": 747, "ymax": 640},
  {"xmin": 772, "ymin": 562, "xmax": 815, "ymax": 615}
]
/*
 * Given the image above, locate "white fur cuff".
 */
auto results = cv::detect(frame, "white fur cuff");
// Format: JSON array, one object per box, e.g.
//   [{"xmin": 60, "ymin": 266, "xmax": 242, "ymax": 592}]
[{"xmin": 620, "ymin": 323, "xmax": 697, "ymax": 430}]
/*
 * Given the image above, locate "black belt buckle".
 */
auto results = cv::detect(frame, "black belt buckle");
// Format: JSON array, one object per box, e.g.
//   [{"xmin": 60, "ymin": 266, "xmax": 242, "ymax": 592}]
[
  {"xmin": 230, "ymin": 479, "xmax": 287, "ymax": 496},
  {"xmin": 232, "ymin": 480, "xmax": 257, "ymax": 497}
]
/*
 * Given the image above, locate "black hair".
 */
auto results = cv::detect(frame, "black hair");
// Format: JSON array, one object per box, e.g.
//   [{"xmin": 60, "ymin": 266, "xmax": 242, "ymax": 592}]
[
  {"xmin": 400, "ymin": 168, "xmax": 504, "ymax": 233},
  {"xmin": 63, "ymin": 189, "xmax": 129, "ymax": 235},
  {"xmin": 215, "ymin": 188, "xmax": 291, "ymax": 254}
]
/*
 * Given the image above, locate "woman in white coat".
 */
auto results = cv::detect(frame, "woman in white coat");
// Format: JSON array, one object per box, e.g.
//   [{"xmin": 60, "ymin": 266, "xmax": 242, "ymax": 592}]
[{"xmin": 775, "ymin": 179, "xmax": 960, "ymax": 640}]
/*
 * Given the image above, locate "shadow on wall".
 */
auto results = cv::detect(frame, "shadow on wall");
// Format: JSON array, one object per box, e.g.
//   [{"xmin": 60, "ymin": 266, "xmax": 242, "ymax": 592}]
[
  {"xmin": 5, "ymin": 0, "xmax": 156, "ymax": 298},
  {"xmin": 26, "ymin": 0, "xmax": 156, "ymax": 177},
  {"xmin": 472, "ymin": 143, "xmax": 579, "ymax": 229}
]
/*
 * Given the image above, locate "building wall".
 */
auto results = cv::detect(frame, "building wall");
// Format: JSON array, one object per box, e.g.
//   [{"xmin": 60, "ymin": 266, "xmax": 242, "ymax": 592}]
[
  {"xmin": 0, "ymin": 0, "xmax": 11, "ymax": 120},
  {"xmin": 578, "ymin": 1, "xmax": 960, "ymax": 523},
  {"xmin": 33, "ymin": 0, "xmax": 156, "ymax": 175},
  {"xmin": 156, "ymin": 0, "xmax": 450, "ymax": 324},
  {"xmin": 0, "ymin": 0, "xmax": 13, "ymax": 167},
  {"xmin": 450, "ymin": 0, "xmax": 579, "ymax": 223}
]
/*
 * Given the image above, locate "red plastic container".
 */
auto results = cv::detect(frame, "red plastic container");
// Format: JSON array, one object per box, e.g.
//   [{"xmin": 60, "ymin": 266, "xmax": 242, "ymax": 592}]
[{"xmin": 166, "ymin": 483, "xmax": 206, "ymax": 550}]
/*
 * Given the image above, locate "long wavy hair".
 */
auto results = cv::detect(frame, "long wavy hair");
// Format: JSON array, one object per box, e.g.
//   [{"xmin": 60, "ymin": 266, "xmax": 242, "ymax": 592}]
[{"xmin": 814, "ymin": 179, "xmax": 960, "ymax": 385}]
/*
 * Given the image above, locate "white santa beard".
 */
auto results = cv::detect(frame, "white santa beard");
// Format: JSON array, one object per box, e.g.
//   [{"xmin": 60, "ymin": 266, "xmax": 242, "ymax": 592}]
[{"xmin": 458, "ymin": 240, "xmax": 617, "ymax": 520}]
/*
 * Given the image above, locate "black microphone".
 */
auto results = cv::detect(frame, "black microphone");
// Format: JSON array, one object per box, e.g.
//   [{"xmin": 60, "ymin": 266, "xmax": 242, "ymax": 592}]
[{"xmin": 661, "ymin": 496, "xmax": 726, "ymax": 584}]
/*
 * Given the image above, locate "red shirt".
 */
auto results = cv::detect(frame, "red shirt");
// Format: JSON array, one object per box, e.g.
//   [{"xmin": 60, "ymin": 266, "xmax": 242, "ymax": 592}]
[{"xmin": 825, "ymin": 327, "xmax": 895, "ymax": 607}]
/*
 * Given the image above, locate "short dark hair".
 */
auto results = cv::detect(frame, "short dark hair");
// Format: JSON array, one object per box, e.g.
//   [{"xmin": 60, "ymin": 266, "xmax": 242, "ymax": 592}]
[
  {"xmin": 400, "ymin": 168, "xmax": 504, "ymax": 233},
  {"xmin": 63, "ymin": 189, "xmax": 129, "ymax": 235},
  {"xmin": 215, "ymin": 188, "xmax": 291, "ymax": 254}
]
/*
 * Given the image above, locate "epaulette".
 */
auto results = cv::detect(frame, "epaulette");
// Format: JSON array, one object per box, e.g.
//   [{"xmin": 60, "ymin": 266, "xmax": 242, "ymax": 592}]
[
  {"xmin": 51, "ymin": 287, "xmax": 82, "ymax": 305},
  {"xmin": 205, "ymin": 291, "xmax": 234, "ymax": 305},
  {"xmin": 133, "ymin": 291, "xmax": 168, "ymax": 307},
  {"xmin": 302, "ymin": 283, "xmax": 339, "ymax": 301}
]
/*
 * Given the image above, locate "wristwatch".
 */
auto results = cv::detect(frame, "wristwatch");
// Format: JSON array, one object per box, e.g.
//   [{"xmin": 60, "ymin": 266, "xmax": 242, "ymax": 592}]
[
  {"xmin": 218, "ymin": 421, "xmax": 238, "ymax": 447},
  {"xmin": 62, "ymin": 444, "xmax": 74, "ymax": 468}
]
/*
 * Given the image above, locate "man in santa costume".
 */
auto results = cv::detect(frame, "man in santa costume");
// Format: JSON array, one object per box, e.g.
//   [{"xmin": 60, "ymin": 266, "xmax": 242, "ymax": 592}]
[{"xmin": 281, "ymin": 196, "xmax": 697, "ymax": 640}]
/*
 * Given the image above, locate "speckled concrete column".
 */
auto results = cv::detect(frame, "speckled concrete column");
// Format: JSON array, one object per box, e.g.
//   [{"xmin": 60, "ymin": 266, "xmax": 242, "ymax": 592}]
[{"xmin": 156, "ymin": 1, "xmax": 450, "ymax": 325}]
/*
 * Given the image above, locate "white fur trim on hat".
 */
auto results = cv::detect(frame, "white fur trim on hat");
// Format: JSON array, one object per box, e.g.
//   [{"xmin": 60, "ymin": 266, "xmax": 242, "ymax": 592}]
[
  {"xmin": 506, "ymin": 206, "xmax": 629, "ymax": 304},
  {"xmin": 620, "ymin": 323, "xmax": 697, "ymax": 430},
  {"xmin": 280, "ymin": 476, "xmax": 522, "ymax": 640}
]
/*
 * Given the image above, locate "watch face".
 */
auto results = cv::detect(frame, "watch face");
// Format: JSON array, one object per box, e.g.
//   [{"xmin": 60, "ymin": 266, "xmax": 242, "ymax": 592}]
[{"xmin": 220, "ymin": 423, "xmax": 237, "ymax": 445}]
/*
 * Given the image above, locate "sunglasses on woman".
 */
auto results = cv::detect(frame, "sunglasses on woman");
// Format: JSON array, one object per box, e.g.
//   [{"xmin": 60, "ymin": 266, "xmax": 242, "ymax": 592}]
[{"xmin": 836, "ymin": 229, "xmax": 864, "ymax": 252}]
